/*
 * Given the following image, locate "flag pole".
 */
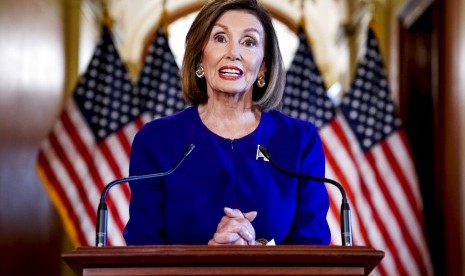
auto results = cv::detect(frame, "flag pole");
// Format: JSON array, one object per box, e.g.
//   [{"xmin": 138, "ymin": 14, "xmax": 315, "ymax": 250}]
[
  {"xmin": 161, "ymin": 0, "xmax": 169, "ymax": 36},
  {"xmin": 298, "ymin": 0, "xmax": 309, "ymax": 54},
  {"xmin": 102, "ymin": 0, "xmax": 112, "ymax": 28}
]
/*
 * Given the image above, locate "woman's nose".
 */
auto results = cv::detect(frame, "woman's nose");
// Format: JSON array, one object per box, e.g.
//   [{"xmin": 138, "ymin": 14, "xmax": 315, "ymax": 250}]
[{"xmin": 226, "ymin": 42, "xmax": 241, "ymax": 61}]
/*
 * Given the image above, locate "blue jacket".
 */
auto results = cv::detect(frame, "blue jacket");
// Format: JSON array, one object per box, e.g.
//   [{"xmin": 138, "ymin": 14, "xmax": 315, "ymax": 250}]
[{"xmin": 124, "ymin": 106, "xmax": 330, "ymax": 245}]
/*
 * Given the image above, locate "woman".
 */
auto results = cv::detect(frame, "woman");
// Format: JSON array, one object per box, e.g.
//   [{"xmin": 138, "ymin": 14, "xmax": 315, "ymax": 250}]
[{"xmin": 123, "ymin": 0, "xmax": 331, "ymax": 246}]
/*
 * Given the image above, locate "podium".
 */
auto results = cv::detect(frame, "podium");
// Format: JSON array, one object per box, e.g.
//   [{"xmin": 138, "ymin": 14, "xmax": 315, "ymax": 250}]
[{"xmin": 63, "ymin": 245, "xmax": 384, "ymax": 275}]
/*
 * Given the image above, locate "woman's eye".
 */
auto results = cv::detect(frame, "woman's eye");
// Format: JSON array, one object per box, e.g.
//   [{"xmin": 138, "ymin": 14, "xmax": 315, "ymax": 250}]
[
  {"xmin": 243, "ymin": 38, "xmax": 257, "ymax": 47},
  {"xmin": 214, "ymin": 35, "xmax": 226, "ymax": 43}
]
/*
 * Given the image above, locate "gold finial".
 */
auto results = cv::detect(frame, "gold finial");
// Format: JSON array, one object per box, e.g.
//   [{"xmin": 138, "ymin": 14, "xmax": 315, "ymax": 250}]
[
  {"xmin": 359, "ymin": 0, "xmax": 384, "ymax": 22},
  {"xmin": 160, "ymin": 0, "xmax": 170, "ymax": 35},
  {"xmin": 102, "ymin": 0, "xmax": 113, "ymax": 28}
]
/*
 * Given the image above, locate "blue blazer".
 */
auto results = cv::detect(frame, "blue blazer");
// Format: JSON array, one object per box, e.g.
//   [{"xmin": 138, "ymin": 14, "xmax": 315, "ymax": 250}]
[{"xmin": 124, "ymin": 106, "xmax": 330, "ymax": 245}]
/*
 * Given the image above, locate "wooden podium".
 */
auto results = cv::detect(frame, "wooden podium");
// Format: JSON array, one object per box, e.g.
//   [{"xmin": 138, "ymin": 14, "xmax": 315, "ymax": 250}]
[{"xmin": 63, "ymin": 245, "xmax": 384, "ymax": 275}]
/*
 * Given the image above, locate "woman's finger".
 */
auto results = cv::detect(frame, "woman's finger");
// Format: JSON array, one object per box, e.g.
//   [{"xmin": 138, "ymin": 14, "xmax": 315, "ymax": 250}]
[
  {"xmin": 224, "ymin": 207, "xmax": 244, "ymax": 218},
  {"xmin": 243, "ymin": 211, "xmax": 257, "ymax": 222},
  {"xmin": 220, "ymin": 218, "xmax": 255, "ymax": 242},
  {"xmin": 212, "ymin": 231, "xmax": 242, "ymax": 244}
]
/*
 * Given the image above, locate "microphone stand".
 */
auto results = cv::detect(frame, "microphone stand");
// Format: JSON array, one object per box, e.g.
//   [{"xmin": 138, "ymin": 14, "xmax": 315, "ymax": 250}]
[
  {"xmin": 95, "ymin": 144, "xmax": 195, "ymax": 247},
  {"xmin": 259, "ymin": 145, "xmax": 352, "ymax": 246}
]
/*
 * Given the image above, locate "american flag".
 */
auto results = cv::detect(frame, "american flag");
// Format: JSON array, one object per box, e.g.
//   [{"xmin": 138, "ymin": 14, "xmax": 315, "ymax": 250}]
[
  {"xmin": 339, "ymin": 27, "xmax": 432, "ymax": 275},
  {"xmin": 37, "ymin": 25, "xmax": 184, "ymax": 246},
  {"xmin": 283, "ymin": 26, "xmax": 366, "ymax": 247},
  {"xmin": 134, "ymin": 27, "xmax": 186, "ymax": 119},
  {"xmin": 283, "ymin": 26, "xmax": 432, "ymax": 275}
]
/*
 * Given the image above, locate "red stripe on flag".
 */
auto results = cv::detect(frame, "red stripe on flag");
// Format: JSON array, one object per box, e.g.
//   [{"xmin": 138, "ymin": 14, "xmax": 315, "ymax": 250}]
[
  {"xmin": 367, "ymin": 146, "xmax": 425, "ymax": 272},
  {"xmin": 365, "ymin": 151, "xmax": 415, "ymax": 275},
  {"xmin": 380, "ymin": 138, "xmax": 422, "ymax": 223},
  {"xmin": 61, "ymin": 111, "xmax": 125, "ymax": 243},
  {"xmin": 398, "ymin": 131, "xmax": 416, "ymax": 162},
  {"xmin": 98, "ymin": 140, "xmax": 131, "ymax": 239},
  {"xmin": 99, "ymin": 141, "xmax": 130, "ymax": 200},
  {"xmin": 379, "ymin": 141, "xmax": 429, "ymax": 276},
  {"xmin": 323, "ymin": 121, "xmax": 371, "ymax": 245},
  {"xmin": 322, "ymin": 152, "xmax": 348, "ymax": 217},
  {"xmin": 115, "ymin": 131, "xmax": 133, "ymax": 200},
  {"xmin": 327, "ymin": 120, "xmax": 361, "ymax": 201},
  {"xmin": 38, "ymin": 152, "xmax": 88, "ymax": 245},
  {"xmin": 117, "ymin": 128, "xmax": 133, "ymax": 158},
  {"xmin": 384, "ymin": 134, "xmax": 423, "ymax": 211},
  {"xmin": 322, "ymin": 141, "xmax": 368, "ymax": 247},
  {"xmin": 48, "ymin": 130, "xmax": 97, "ymax": 235},
  {"xmin": 99, "ymin": 141, "xmax": 124, "ymax": 180},
  {"xmin": 358, "ymin": 171, "xmax": 406, "ymax": 275},
  {"xmin": 135, "ymin": 117, "xmax": 146, "ymax": 129}
]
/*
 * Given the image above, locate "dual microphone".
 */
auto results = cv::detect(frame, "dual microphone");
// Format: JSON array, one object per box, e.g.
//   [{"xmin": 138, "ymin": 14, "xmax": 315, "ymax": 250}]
[{"xmin": 95, "ymin": 144, "xmax": 352, "ymax": 247}]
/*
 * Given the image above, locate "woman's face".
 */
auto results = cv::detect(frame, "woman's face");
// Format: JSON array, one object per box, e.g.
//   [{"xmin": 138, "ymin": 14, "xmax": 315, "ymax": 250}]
[{"xmin": 201, "ymin": 10, "xmax": 265, "ymax": 99}]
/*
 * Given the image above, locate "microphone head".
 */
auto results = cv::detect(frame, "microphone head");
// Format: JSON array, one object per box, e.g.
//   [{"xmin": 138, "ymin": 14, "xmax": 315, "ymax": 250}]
[
  {"xmin": 258, "ymin": 145, "xmax": 272, "ymax": 160},
  {"xmin": 184, "ymin": 144, "xmax": 196, "ymax": 157}
]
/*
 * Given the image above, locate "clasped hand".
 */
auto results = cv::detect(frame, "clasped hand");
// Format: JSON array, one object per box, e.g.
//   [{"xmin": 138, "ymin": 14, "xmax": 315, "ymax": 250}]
[{"xmin": 208, "ymin": 207, "xmax": 259, "ymax": 245}]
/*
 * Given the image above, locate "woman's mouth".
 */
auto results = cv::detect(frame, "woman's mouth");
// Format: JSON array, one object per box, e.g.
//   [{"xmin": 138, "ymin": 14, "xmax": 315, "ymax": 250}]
[{"xmin": 219, "ymin": 67, "xmax": 243, "ymax": 79}]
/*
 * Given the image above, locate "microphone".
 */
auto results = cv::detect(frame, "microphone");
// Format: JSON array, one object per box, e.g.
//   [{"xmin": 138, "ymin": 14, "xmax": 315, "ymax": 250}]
[
  {"xmin": 95, "ymin": 143, "xmax": 196, "ymax": 247},
  {"xmin": 258, "ymin": 145, "xmax": 352, "ymax": 246}
]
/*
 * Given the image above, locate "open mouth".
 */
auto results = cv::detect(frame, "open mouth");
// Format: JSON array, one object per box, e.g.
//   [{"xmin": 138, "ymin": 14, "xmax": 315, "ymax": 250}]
[{"xmin": 219, "ymin": 67, "xmax": 243, "ymax": 77}]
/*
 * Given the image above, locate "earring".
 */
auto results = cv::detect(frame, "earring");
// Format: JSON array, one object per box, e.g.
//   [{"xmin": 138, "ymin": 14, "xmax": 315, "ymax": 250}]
[
  {"xmin": 195, "ymin": 65, "xmax": 205, "ymax": 78},
  {"xmin": 257, "ymin": 75, "xmax": 266, "ymax": 88}
]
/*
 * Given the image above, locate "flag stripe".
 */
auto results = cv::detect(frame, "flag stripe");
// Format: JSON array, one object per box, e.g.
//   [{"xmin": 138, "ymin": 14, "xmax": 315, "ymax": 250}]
[
  {"xmin": 96, "ymin": 142, "xmax": 129, "ymax": 244},
  {"xmin": 62, "ymin": 105, "xmax": 130, "ymax": 246},
  {"xmin": 324, "ymin": 120, "xmax": 364, "ymax": 227},
  {"xmin": 37, "ymin": 25, "xmax": 141, "ymax": 246},
  {"xmin": 380, "ymin": 139, "xmax": 422, "ymax": 221},
  {"xmin": 368, "ymin": 145, "xmax": 424, "ymax": 274},
  {"xmin": 336, "ymin": 117, "xmax": 399, "ymax": 275},
  {"xmin": 37, "ymin": 153, "xmax": 87, "ymax": 245},
  {"xmin": 117, "ymin": 128, "xmax": 132, "ymax": 159},
  {"xmin": 51, "ymin": 115, "xmax": 105, "ymax": 245},
  {"xmin": 99, "ymin": 137, "xmax": 132, "ymax": 219},
  {"xmin": 323, "ymin": 142, "xmax": 367, "ymax": 244},
  {"xmin": 359, "ymin": 169, "xmax": 406, "ymax": 275},
  {"xmin": 49, "ymin": 129, "xmax": 98, "ymax": 230},
  {"xmin": 386, "ymin": 135, "xmax": 434, "ymax": 275},
  {"xmin": 282, "ymin": 24, "xmax": 432, "ymax": 275},
  {"xmin": 320, "ymin": 122, "xmax": 371, "ymax": 246},
  {"xmin": 105, "ymin": 134, "xmax": 131, "ymax": 199},
  {"xmin": 61, "ymin": 109, "xmax": 127, "ymax": 236},
  {"xmin": 336, "ymin": 27, "xmax": 432, "ymax": 275},
  {"xmin": 324, "ymin": 164, "xmax": 342, "ymax": 245},
  {"xmin": 100, "ymin": 141, "xmax": 125, "ymax": 185},
  {"xmin": 365, "ymin": 151, "xmax": 416, "ymax": 275},
  {"xmin": 41, "ymin": 136, "xmax": 96, "ymax": 245},
  {"xmin": 384, "ymin": 133, "xmax": 423, "ymax": 211},
  {"xmin": 394, "ymin": 132, "xmax": 421, "ymax": 203},
  {"xmin": 370, "ymin": 145, "xmax": 428, "ymax": 276}
]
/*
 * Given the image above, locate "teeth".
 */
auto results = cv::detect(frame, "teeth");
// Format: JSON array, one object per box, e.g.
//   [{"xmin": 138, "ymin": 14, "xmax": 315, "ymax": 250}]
[{"xmin": 220, "ymin": 68, "xmax": 241, "ymax": 75}]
